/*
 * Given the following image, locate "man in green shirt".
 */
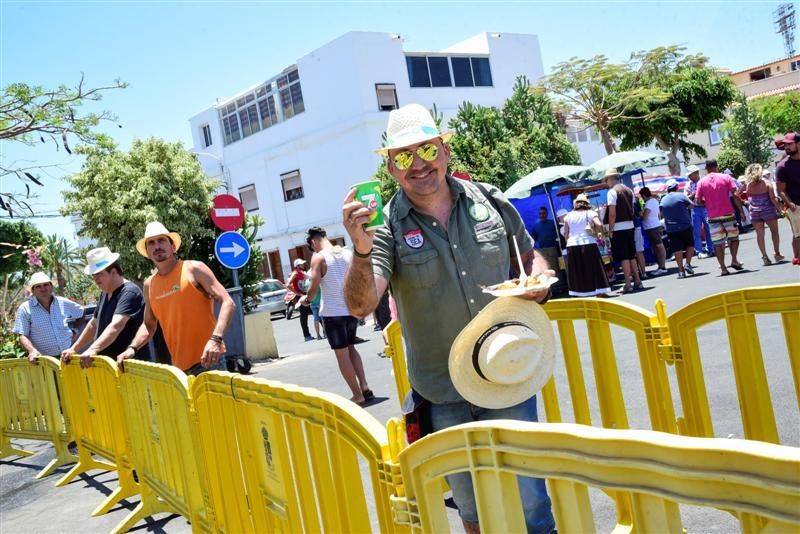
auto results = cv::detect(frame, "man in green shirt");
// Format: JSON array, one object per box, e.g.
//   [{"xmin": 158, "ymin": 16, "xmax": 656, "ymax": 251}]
[{"xmin": 342, "ymin": 104, "xmax": 555, "ymax": 533}]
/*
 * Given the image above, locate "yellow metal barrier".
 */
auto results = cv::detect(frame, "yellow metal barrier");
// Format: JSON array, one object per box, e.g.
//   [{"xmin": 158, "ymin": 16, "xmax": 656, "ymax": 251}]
[
  {"xmin": 116, "ymin": 361, "xmax": 214, "ymax": 534},
  {"xmin": 383, "ymin": 320, "xmax": 411, "ymax": 406},
  {"xmin": 192, "ymin": 373, "xmax": 404, "ymax": 533},
  {"xmin": 57, "ymin": 356, "xmax": 138, "ymax": 517},
  {"xmin": 390, "ymin": 421, "xmax": 800, "ymax": 533},
  {"xmin": 0, "ymin": 356, "xmax": 76, "ymax": 478}
]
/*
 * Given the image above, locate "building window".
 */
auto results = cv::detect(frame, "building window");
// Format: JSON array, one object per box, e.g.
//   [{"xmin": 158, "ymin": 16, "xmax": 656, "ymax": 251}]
[
  {"xmin": 375, "ymin": 83, "xmax": 398, "ymax": 111},
  {"xmin": 406, "ymin": 56, "xmax": 431, "ymax": 88},
  {"xmin": 452, "ymin": 57, "xmax": 473, "ymax": 87},
  {"xmin": 201, "ymin": 124, "xmax": 212, "ymax": 147},
  {"xmin": 791, "ymin": 60, "xmax": 800, "ymax": 72},
  {"xmin": 278, "ymin": 69, "xmax": 305, "ymax": 119},
  {"xmin": 471, "ymin": 57, "xmax": 493, "ymax": 86},
  {"xmin": 576, "ymin": 128, "xmax": 589, "ymax": 143},
  {"xmin": 238, "ymin": 184, "xmax": 259, "ymax": 212},
  {"xmin": 407, "ymin": 55, "xmax": 492, "ymax": 88},
  {"xmin": 428, "ymin": 56, "xmax": 452, "ymax": 87},
  {"xmin": 217, "ymin": 67, "xmax": 304, "ymax": 146},
  {"xmin": 281, "ymin": 170, "xmax": 304, "ymax": 202},
  {"xmin": 708, "ymin": 123, "xmax": 725, "ymax": 146},
  {"xmin": 749, "ymin": 68, "xmax": 771, "ymax": 81}
]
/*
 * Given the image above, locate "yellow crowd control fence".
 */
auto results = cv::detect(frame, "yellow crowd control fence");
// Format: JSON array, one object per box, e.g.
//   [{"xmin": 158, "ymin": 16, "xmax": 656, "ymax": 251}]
[
  {"xmin": 389, "ymin": 421, "xmax": 800, "ymax": 533},
  {"xmin": 0, "ymin": 355, "xmax": 75, "ymax": 478},
  {"xmin": 117, "ymin": 360, "xmax": 214, "ymax": 534},
  {"xmin": 662, "ymin": 283, "xmax": 800, "ymax": 444},
  {"xmin": 57, "ymin": 356, "xmax": 138, "ymax": 517},
  {"xmin": 192, "ymin": 372, "xmax": 405, "ymax": 533},
  {"xmin": 382, "ymin": 320, "xmax": 411, "ymax": 405}
]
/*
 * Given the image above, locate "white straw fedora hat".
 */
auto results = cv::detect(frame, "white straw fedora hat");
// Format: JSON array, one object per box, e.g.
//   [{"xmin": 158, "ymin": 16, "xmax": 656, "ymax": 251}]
[
  {"xmin": 27, "ymin": 271, "xmax": 53, "ymax": 290},
  {"xmin": 136, "ymin": 221, "xmax": 182, "ymax": 257},
  {"xmin": 449, "ymin": 298, "xmax": 556, "ymax": 409},
  {"xmin": 376, "ymin": 103, "xmax": 453, "ymax": 155},
  {"xmin": 84, "ymin": 246, "xmax": 120, "ymax": 275}
]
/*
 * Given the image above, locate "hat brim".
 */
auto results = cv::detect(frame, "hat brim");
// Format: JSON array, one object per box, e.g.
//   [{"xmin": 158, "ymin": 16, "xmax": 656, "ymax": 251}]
[
  {"xmin": 136, "ymin": 232, "xmax": 182, "ymax": 257},
  {"xmin": 84, "ymin": 252, "xmax": 121, "ymax": 275},
  {"xmin": 376, "ymin": 131, "xmax": 453, "ymax": 155},
  {"xmin": 449, "ymin": 298, "xmax": 555, "ymax": 409}
]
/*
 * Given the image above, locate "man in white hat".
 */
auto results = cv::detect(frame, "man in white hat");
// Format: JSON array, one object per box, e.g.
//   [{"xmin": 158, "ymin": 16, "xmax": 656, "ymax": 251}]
[
  {"xmin": 13, "ymin": 272, "xmax": 84, "ymax": 363},
  {"xmin": 60, "ymin": 247, "xmax": 148, "ymax": 367},
  {"xmin": 116, "ymin": 221, "xmax": 235, "ymax": 375},
  {"xmin": 341, "ymin": 104, "xmax": 555, "ymax": 533},
  {"xmin": 602, "ymin": 168, "xmax": 643, "ymax": 293},
  {"xmin": 287, "ymin": 257, "xmax": 314, "ymax": 342},
  {"xmin": 684, "ymin": 164, "xmax": 713, "ymax": 258}
]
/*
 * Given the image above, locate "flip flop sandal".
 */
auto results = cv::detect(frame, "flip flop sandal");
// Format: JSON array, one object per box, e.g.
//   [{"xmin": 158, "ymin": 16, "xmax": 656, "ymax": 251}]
[
  {"xmin": 621, "ymin": 286, "xmax": 633, "ymax": 294},
  {"xmin": 720, "ymin": 269, "xmax": 731, "ymax": 276},
  {"xmin": 362, "ymin": 389, "xmax": 375, "ymax": 402},
  {"xmin": 730, "ymin": 263, "xmax": 744, "ymax": 271}
]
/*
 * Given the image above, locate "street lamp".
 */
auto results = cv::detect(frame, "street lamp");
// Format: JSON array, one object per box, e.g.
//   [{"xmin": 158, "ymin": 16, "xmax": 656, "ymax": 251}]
[{"xmin": 193, "ymin": 151, "xmax": 231, "ymax": 193}]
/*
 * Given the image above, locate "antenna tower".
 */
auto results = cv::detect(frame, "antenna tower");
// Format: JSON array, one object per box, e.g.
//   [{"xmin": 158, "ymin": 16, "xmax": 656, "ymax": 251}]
[{"xmin": 774, "ymin": 3, "xmax": 797, "ymax": 57}]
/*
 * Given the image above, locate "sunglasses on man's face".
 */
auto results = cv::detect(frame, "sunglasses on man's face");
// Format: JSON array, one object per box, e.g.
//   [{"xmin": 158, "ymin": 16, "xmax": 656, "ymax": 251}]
[{"xmin": 392, "ymin": 143, "xmax": 439, "ymax": 170}]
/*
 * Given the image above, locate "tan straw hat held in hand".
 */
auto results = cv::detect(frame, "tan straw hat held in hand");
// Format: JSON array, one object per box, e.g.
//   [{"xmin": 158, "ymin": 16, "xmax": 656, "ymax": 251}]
[{"xmin": 449, "ymin": 298, "xmax": 556, "ymax": 409}]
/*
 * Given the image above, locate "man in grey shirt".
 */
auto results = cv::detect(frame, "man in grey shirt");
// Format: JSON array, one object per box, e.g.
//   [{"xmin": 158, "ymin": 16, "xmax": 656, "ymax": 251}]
[{"xmin": 342, "ymin": 104, "xmax": 554, "ymax": 533}]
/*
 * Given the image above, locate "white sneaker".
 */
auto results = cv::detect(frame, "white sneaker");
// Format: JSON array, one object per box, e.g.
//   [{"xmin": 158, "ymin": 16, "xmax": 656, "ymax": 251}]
[
  {"xmin": 684, "ymin": 264, "xmax": 695, "ymax": 275},
  {"xmin": 697, "ymin": 252, "xmax": 710, "ymax": 259},
  {"xmin": 653, "ymin": 268, "xmax": 669, "ymax": 276}
]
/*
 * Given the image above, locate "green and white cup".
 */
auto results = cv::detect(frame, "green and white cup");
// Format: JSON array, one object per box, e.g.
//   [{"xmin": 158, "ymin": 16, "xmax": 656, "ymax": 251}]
[{"xmin": 352, "ymin": 180, "xmax": 384, "ymax": 231}]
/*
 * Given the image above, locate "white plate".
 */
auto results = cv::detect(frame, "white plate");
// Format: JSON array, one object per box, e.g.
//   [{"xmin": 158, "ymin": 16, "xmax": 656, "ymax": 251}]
[{"xmin": 482, "ymin": 275, "xmax": 559, "ymax": 297}]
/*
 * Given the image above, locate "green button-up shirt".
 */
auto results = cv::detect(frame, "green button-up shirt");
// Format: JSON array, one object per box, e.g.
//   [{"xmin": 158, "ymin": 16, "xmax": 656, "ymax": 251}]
[{"xmin": 372, "ymin": 176, "xmax": 533, "ymax": 404}]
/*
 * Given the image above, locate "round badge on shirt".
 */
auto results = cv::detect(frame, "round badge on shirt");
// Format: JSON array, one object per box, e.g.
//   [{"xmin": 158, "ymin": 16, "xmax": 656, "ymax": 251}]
[{"xmin": 469, "ymin": 203, "xmax": 490, "ymax": 222}]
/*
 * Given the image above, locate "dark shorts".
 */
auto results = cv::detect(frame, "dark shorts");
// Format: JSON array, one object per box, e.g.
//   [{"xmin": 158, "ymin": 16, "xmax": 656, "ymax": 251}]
[
  {"xmin": 645, "ymin": 227, "xmax": 663, "ymax": 245},
  {"xmin": 375, "ymin": 293, "xmax": 392, "ymax": 330},
  {"xmin": 322, "ymin": 315, "xmax": 359, "ymax": 350},
  {"xmin": 667, "ymin": 227, "xmax": 694, "ymax": 252},
  {"xmin": 611, "ymin": 228, "xmax": 636, "ymax": 261}
]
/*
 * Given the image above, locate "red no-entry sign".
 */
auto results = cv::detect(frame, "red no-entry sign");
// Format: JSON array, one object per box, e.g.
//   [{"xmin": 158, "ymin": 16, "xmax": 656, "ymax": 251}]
[{"xmin": 210, "ymin": 194, "xmax": 245, "ymax": 231}]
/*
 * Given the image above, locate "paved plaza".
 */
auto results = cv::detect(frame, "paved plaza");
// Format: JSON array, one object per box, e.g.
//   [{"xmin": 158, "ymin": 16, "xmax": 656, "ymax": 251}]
[{"xmin": 1, "ymin": 220, "xmax": 798, "ymax": 533}]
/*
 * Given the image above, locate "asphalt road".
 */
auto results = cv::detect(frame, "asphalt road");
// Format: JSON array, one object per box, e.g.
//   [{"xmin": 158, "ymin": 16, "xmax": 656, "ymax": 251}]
[{"xmin": 2, "ymin": 219, "xmax": 798, "ymax": 532}]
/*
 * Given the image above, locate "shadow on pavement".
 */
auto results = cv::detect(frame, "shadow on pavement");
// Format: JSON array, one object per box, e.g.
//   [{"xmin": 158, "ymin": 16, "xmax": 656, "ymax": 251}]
[{"xmin": 128, "ymin": 513, "xmax": 185, "ymax": 533}]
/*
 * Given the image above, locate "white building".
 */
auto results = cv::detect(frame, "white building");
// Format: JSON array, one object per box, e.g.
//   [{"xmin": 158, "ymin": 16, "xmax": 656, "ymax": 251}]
[{"xmin": 188, "ymin": 31, "xmax": 544, "ymax": 282}]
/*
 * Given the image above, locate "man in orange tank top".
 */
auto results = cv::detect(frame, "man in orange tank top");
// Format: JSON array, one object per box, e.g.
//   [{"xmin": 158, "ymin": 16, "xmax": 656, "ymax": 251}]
[{"xmin": 116, "ymin": 222, "xmax": 236, "ymax": 375}]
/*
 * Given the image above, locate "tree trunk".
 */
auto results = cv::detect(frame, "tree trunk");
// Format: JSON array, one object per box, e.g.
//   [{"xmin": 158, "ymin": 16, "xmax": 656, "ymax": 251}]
[
  {"xmin": 655, "ymin": 135, "xmax": 682, "ymax": 176},
  {"xmin": 599, "ymin": 127, "xmax": 617, "ymax": 155}
]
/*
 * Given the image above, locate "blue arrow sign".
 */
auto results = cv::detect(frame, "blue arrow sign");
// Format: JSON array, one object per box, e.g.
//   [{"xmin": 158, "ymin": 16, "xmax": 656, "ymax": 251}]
[{"xmin": 214, "ymin": 231, "xmax": 251, "ymax": 270}]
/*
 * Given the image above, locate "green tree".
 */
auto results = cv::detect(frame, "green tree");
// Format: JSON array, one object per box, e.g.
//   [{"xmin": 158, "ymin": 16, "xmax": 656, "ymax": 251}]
[
  {"xmin": 39, "ymin": 234, "xmax": 82, "ymax": 294},
  {"xmin": 0, "ymin": 75, "xmax": 127, "ymax": 216},
  {"xmin": 0, "ymin": 220, "xmax": 45, "ymax": 277},
  {"xmin": 541, "ymin": 54, "xmax": 669, "ymax": 154},
  {"xmin": 717, "ymin": 97, "xmax": 773, "ymax": 177},
  {"xmin": 751, "ymin": 93, "xmax": 800, "ymax": 136},
  {"xmin": 61, "ymin": 138, "xmax": 220, "ymax": 282},
  {"xmin": 609, "ymin": 46, "xmax": 739, "ymax": 175}
]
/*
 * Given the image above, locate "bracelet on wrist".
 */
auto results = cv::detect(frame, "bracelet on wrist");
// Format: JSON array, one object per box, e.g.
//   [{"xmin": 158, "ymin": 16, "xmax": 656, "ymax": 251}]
[
  {"xmin": 353, "ymin": 247, "xmax": 373, "ymax": 259},
  {"xmin": 538, "ymin": 289, "xmax": 552, "ymax": 306},
  {"xmin": 210, "ymin": 334, "xmax": 224, "ymax": 344},
  {"xmin": 127, "ymin": 344, "xmax": 138, "ymax": 352}
]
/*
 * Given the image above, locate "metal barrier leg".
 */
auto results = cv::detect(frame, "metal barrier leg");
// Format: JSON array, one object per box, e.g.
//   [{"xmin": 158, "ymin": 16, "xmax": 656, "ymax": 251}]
[
  {"xmin": 111, "ymin": 484, "xmax": 172, "ymax": 534},
  {"xmin": 0, "ymin": 437, "xmax": 35, "ymax": 459},
  {"xmin": 54, "ymin": 447, "xmax": 116, "ymax": 487},
  {"xmin": 91, "ymin": 467, "xmax": 139, "ymax": 517}
]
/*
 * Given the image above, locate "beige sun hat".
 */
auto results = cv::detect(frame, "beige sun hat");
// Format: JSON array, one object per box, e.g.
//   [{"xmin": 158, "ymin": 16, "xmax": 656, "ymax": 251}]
[
  {"xmin": 574, "ymin": 193, "xmax": 590, "ymax": 204},
  {"xmin": 376, "ymin": 103, "xmax": 453, "ymax": 155},
  {"xmin": 136, "ymin": 221, "xmax": 182, "ymax": 257},
  {"xmin": 449, "ymin": 298, "xmax": 556, "ymax": 409},
  {"xmin": 84, "ymin": 246, "xmax": 120, "ymax": 275},
  {"xmin": 601, "ymin": 168, "xmax": 621, "ymax": 182},
  {"xmin": 27, "ymin": 272, "xmax": 53, "ymax": 290}
]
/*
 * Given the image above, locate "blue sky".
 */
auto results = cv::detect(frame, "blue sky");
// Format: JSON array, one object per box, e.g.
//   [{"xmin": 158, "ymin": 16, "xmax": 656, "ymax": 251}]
[{"xmin": 0, "ymin": 0, "xmax": 788, "ymax": 240}]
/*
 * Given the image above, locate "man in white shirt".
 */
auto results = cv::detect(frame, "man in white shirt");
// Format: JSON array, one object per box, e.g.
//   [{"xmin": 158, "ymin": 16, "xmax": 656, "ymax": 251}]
[{"xmin": 640, "ymin": 187, "xmax": 668, "ymax": 275}]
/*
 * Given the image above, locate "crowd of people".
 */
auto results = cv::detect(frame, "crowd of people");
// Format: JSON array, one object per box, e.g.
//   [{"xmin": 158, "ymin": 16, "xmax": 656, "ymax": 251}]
[{"xmin": 557, "ymin": 134, "xmax": 800, "ymax": 298}]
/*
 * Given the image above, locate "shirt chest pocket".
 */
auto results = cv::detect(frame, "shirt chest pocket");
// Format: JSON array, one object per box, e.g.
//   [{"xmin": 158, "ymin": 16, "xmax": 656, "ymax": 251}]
[
  {"xmin": 398, "ymin": 248, "xmax": 440, "ymax": 289},
  {"xmin": 473, "ymin": 224, "xmax": 507, "ymax": 266}
]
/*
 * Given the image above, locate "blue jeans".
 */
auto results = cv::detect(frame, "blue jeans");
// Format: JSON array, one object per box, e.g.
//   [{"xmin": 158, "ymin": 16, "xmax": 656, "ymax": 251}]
[
  {"xmin": 429, "ymin": 396, "xmax": 555, "ymax": 533},
  {"xmin": 692, "ymin": 206, "xmax": 713, "ymax": 255}
]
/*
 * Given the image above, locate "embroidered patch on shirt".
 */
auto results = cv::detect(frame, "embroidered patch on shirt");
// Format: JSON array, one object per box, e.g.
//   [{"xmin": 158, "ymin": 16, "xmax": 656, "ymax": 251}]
[
  {"xmin": 474, "ymin": 219, "xmax": 495, "ymax": 232},
  {"xmin": 404, "ymin": 230, "xmax": 424, "ymax": 249},
  {"xmin": 469, "ymin": 203, "xmax": 490, "ymax": 222}
]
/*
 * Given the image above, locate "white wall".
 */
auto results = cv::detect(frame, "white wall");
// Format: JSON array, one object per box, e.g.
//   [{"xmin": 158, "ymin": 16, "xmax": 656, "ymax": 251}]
[{"xmin": 188, "ymin": 31, "xmax": 546, "ymax": 280}]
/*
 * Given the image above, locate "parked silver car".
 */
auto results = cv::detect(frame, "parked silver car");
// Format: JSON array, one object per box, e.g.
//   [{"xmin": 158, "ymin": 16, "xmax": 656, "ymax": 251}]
[{"xmin": 253, "ymin": 279, "xmax": 288, "ymax": 317}]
